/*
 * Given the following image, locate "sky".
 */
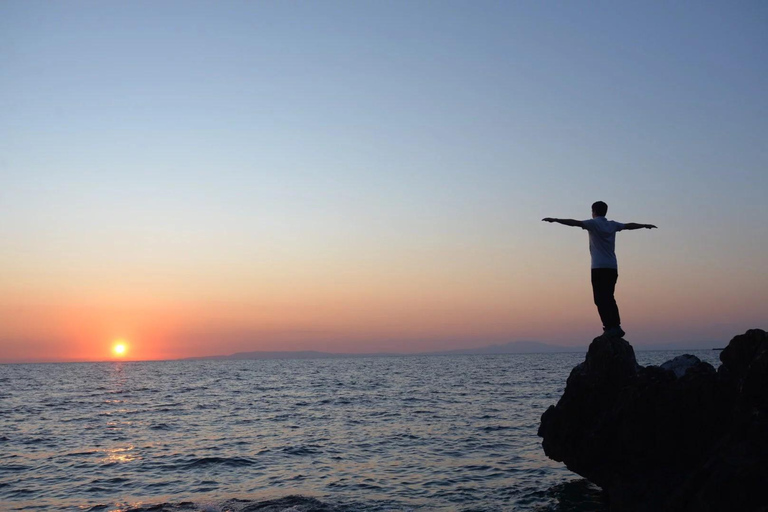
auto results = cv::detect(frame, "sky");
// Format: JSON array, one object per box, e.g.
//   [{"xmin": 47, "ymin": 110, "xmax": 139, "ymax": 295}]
[{"xmin": 1, "ymin": 1, "xmax": 766, "ymax": 362}]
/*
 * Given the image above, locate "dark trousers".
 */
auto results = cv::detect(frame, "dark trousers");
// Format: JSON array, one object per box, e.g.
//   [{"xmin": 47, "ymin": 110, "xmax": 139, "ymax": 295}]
[{"xmin": 591, "ymin": 268, "xmax": 621, "ymax": 330}]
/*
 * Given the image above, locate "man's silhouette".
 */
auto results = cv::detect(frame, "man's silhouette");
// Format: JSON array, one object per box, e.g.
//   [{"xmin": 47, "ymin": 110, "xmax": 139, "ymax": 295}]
[{"xmin": 543, "ymin": 201, "xmax": 657, "ymax": 338}]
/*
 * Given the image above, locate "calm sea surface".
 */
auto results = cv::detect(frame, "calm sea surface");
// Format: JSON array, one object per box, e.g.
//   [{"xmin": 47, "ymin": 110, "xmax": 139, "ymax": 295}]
[{"xmin": 0, "ymin": 350, "xmax": 721, "ymax": 511}]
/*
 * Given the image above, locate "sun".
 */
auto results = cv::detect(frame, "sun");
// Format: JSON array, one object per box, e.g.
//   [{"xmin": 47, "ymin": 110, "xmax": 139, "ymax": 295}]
[{"xmin": 112, "ymin": 340, "xmax": 128, "ymax": 357}]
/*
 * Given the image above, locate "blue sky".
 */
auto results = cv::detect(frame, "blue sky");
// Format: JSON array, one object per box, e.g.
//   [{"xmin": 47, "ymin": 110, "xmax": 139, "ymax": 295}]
[{"xmin": 1, "ymin": 1, "xmax": 766, "ymax": 360}]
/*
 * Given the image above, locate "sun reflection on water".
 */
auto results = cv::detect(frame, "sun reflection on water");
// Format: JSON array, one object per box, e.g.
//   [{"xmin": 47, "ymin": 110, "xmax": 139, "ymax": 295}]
[{"xmin": 99, "ymin": 446, "xmax": 140, "ymax": 464}]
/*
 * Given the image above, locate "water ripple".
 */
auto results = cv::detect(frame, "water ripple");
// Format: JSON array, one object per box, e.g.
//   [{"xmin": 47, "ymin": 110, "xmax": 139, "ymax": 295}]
[{"xmin": 183, "ymin": 456, "xmax": 258, "ymax": 469}]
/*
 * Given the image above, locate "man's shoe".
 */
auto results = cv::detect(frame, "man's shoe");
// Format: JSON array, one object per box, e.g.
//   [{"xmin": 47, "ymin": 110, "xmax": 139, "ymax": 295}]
[{"xmin": 603, "ymin": 326, "xmax": 625, "ymax": 338}]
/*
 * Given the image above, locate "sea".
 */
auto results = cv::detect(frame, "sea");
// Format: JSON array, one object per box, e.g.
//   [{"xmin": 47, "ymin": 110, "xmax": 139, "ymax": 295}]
[{"xmin": 0, "ymin": 349, "xmax": 722, "ymax": 512}]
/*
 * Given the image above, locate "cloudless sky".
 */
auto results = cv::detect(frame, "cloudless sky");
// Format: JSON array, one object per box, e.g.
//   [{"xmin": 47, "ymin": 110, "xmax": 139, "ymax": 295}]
[{"xmin": 1, "ymin": 1, "xmax": 766, "ymax": 362}]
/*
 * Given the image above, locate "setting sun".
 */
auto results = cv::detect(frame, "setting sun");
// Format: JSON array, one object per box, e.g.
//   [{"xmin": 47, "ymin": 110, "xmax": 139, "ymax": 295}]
[{"xmin": 112, "ymin": 340, "xmax": 128, "ymax": 357}]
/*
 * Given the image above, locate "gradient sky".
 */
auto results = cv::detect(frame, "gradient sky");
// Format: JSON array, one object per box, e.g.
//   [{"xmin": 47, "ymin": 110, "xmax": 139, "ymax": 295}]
[{"xmin": 1, "ymin": 1, "xmax": 766, "ymax": 362}]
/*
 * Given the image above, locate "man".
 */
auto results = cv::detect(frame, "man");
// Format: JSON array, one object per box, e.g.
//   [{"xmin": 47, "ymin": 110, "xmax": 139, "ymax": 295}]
[{"xmin": 542, "ymin": 201, "xmax": 657, "ymax": 338}]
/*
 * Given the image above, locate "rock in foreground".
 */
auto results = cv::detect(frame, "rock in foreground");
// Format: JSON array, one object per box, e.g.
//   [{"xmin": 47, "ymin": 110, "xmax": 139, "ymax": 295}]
[{"xmin": 538, "ymin": 329, "xmax": 768, "ymax": 512}]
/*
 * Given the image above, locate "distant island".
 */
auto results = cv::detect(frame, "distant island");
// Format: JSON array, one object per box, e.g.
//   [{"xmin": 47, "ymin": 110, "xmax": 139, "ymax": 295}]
[
  {"xmin": 184, "ymin": 339, "xmax": 720, "ymax": 361},
  {"xmin": 183, "ymin": 340, "xmax": 582, "ymax": 360}
]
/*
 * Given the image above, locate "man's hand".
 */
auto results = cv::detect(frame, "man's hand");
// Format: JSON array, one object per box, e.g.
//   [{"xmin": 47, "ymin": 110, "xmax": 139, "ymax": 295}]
[
  {"xmin": 623, "ymin": 223, "xmax": 658, "ymax": 230},
  {"xmin": 542, "ymin": 218, "xmax": 583, "ymax": 227}
]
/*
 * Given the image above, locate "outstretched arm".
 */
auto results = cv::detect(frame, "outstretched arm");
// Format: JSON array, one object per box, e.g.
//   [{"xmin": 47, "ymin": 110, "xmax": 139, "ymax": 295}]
[
  {"xmin": 542, "ymin": 218, "xmax": 584, "ymax": 228},
  {"xmin": 622, "ymin": 223, "xmax": 657, "ymax": 230}
]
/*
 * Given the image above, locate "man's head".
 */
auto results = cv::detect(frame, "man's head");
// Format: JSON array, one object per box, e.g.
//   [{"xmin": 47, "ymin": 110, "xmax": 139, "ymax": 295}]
[{"xmin": 592, "ymin": 201, "xmax": 608, "ymax": 217}]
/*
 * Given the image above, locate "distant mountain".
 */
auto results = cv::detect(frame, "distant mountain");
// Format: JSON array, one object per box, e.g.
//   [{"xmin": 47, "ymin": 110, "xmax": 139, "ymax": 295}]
[
  {"xmin": 185, "ymin": 350, "xmax": 355, "ymax": 361},
  {"xmin": 427, "ymin": 340, "xmax": 585, "ymax": 355},
  {"xmin": 184, "ymin": 340, "xmax": 585, "ymax": 361}
]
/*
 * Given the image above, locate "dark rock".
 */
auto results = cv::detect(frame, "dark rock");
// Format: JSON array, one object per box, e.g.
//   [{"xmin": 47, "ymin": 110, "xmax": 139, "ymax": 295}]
[
  {"xmin": 660, "ymin": 354, "xmax": 702, "ymax": 378},
  {"xmin": 538, "ymin": 329, "xmax": 768, "ymax": 511}
]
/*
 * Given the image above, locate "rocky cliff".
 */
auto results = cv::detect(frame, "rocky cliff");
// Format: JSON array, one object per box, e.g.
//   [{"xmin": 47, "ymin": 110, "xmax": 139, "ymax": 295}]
[{"xmin": 538, "ymin": 329, "xmax": 768, "ymax": 511}]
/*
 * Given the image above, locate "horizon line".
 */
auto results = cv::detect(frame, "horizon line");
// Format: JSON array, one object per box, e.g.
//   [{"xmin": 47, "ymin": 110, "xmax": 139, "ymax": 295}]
[{"xmin": 0, "ymin": 340, "xmax": 727, "ymax": 365}]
